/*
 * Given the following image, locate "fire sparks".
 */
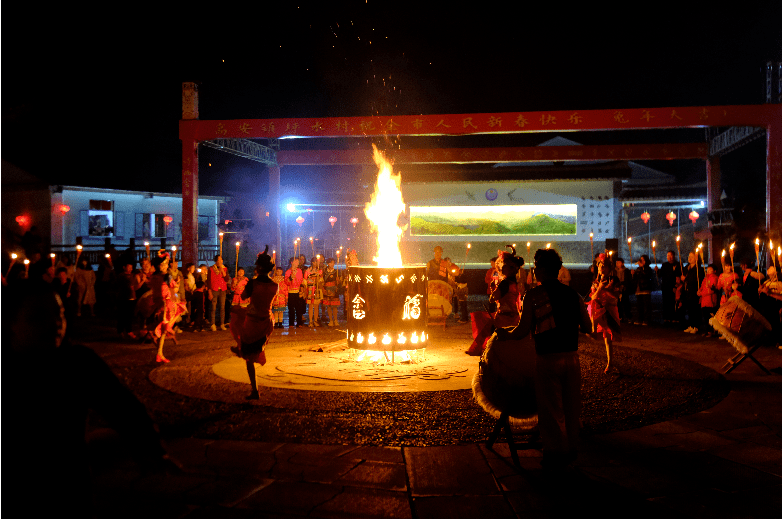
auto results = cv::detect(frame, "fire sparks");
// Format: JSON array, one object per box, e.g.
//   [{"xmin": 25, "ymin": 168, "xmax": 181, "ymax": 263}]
[{"xmin": 364, "ymin": 145, "xmax": 406, "ymax": 267}]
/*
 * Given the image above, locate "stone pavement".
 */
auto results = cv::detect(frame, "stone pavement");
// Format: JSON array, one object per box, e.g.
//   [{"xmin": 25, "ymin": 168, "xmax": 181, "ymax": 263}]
[{"xmin": 88, "ymin": 325, "xmax": 782, "ymax": 518}]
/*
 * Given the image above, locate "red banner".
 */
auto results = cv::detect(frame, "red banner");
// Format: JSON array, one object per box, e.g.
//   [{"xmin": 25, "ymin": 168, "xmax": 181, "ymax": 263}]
[{"xmin": 182, "ymin": 105, "xmax": 778, "ymax": 141}]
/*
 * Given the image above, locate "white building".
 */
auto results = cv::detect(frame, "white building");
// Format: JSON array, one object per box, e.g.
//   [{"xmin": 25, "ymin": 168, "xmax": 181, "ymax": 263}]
[{"xmin": 49, "ymin": 185, "xmax": 226, "ymax": 260}]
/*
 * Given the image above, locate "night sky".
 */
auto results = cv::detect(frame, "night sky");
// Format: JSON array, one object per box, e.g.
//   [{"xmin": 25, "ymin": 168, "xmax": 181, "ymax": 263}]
[{"xmin": 3, "ymin": 2, "xmax": 781, "ymax": 205}]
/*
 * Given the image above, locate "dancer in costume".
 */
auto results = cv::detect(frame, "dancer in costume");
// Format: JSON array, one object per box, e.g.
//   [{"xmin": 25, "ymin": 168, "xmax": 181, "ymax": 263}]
[
  {"xmin": 150, "ymin": 252, "xmax": 187, "ymax": 363},
  {"xmin": 271, "ymin": 267, "xmax": 287, "ymax": 328},
  {"xmin": 587, "ymin": 254, "xmax": 622, "ymax": 373},
  {"xmin": 229, "ymin": 246, "xmax": 278, "ymax": 400},
  {"xmin": 322, "ymin": 258, "xmax": 341, "ymax": 326},
  {"xmin": 718, "ymin": 263, "xmax": 741, "ymax": 305},
  {"xmin": 466, "ymin": 246, "xmax": 523, "ymax": 356},
  {"xmin": 305, "ymin": 257, "xmax": 323, "ymax": 327}
]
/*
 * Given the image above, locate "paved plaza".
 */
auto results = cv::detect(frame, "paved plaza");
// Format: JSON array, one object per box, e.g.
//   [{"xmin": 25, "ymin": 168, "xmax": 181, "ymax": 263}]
[{"xmin": 71, "ymin": 313, "xmax": 782, "ymax": 518}]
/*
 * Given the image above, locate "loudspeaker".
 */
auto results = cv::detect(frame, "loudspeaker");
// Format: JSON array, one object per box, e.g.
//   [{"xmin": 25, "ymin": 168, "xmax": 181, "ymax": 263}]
[{"xmin": 605, "ymin": 238, "xmax": 619, "ymax": 254}]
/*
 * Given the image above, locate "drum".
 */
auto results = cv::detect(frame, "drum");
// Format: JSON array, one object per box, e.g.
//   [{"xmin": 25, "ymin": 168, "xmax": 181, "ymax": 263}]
[
  {"xmin": 427, "ymin": 280, "xmax": 453, "ymax": 316},
  {"xmin": 710, "ymin": 296, "xmax": 772, "ymax": 354},
  {"xmin": 472, "ymin": 330, "xmax": 538, "ymax": 430}
]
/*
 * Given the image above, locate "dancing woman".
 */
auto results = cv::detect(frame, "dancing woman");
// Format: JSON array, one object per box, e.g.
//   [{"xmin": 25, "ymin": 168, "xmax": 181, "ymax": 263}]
[
  {"xmin": 150, "ymin": 253, "xmax": 187, "ymax": 363},
  {"xmin": 466, "ymin": 247, "xmax": 524, "ymax": 356},
  {"xmin": 587, "ymin": 254, "xmax": 622, "ymax": 372},
  {"xmin": 229, "ymin": 246, "xmax": 278, "ymax": 400}
]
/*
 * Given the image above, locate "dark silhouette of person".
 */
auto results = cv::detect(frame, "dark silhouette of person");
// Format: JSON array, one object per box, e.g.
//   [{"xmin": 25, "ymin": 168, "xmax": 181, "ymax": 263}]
[
  {"xmin": 497, "ymin": 248, "xmax": 591, "ymax": 471},
  {"xmin": 4, "ymin": 282, "xmax": 176, "ymax": 515}
]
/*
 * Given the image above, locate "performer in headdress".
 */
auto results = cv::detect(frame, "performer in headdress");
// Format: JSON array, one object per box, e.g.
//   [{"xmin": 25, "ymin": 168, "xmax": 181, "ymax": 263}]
[
  {"xmin": 150, "ymin": 252, "xmax": 187, "ymax": 363},
  {"xmin": 587, "ymin": 253, "xmax": 622, "ymax": 373},
  {"xmin": 229, "ymin": 246, "xmax": 278, "ymax": 400},
  {"xmin": 466, "ymin": 246, "xmax": 524, "ymax": 356}
]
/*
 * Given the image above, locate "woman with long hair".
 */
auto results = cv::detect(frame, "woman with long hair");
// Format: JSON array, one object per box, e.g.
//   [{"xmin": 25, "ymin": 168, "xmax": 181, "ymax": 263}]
[
  {"xmin": 587, "ymin": 254, "xmax": 622, "ymax": 373},
  {"xmin": 150, "ymin": 253, "xmax": 186, "ymax": 363},
  {"xmin": 466, "ymin": 247, "xmax": 524, "ymax": 356},
  {"xmin": 229, "ymin": 246, "xmax": 278, "ymax": 400}
]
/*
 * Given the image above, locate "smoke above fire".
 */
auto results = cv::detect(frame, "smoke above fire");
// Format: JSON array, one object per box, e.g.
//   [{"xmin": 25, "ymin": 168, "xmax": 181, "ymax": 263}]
[{"xmin": 365, "ymin": 145, "xmax": 407, "ymax": 267}]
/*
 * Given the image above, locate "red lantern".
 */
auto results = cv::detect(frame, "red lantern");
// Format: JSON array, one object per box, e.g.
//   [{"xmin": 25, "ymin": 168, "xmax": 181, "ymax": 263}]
[
  {"xmin": 329, "ymin": 216, "xmax": 337, "ymax": 228},
  {"xmin": 296, "ymin": 216, "xmax": 305, "ymax": 227},
  {"xmin": 164, "ymin": 215, "xmax": 173, "ymax": 225},
  {"xmin": 688, "ymin": 210, "xmax": 699, "ymax": 224},
  {"xmin": 58, "ymin": 204, "xmax": 70, "ymax": 215},
  {"xmin": 15, "ymin": 215, "xmax": 30, "ymax": 227},
  {"xmin": 350, "ymin": 217, "xmax": 359, "ymax": 228},
  {"xmin": 666, "ymin": 211, "xmax": 677, "ymax": 226},
  {"xmin": 640, "ymin": 211, "xmax": 651, "ymax": 224}
]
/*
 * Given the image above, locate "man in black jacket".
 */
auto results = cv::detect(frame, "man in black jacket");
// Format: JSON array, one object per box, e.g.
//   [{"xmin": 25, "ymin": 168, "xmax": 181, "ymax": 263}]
[
  {"xmin": 498, "ymin": 248, "xmax": 591, "ymax": 470},
  {"xmin": 657, "ymin": 251, "xmax": 681, "ymax": 323}
]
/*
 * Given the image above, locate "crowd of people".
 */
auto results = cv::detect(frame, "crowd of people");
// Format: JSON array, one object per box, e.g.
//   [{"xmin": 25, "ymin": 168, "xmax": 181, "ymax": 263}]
[
  {"xmin": 460, "ymin": 245, "xmax": 782, "ymax": 370},
  {"xmin": 3, "ymin": 248, "xmax": 361, "ymax": 364}
]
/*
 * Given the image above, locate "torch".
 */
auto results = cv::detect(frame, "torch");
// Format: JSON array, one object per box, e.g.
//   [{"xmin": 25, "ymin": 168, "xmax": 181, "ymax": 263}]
[
  {"xmin": 652, "ymin": 240, "xmax": 659, "ymax": 283},
  {"xmin": 546, "ymin": 243, "xmax": 551, "ymax": 250},
  {"xmin": 721, "ymin": 249, "xmax": 726, "ymax": 270},
  {"xmin": 171, "ymin": 245, "xmax": 177, "ymax": 264},
  {"xmin": 627, "ymin": 237, "xmax": 632, "ymax": 261},
  {"xmin": 272, "ymin": 249, "xmax": 276, "ymax": 265},
  {"xmin": 6, "ymin": 253, "xmax": 17, "ymax": 278},
  {"xmin": 676, "ymin": 235, "xmax": 683, "ymax": 272},
  {"xmin": 76, "ymin": 244, "xmax": 83, "ymax": 264},
  {"xmin": 144, "ymin": 241, "xmax": 150, "ymax": 259},
  {"xmin": 310, "ymin": 236, "xmax": 314, "ymax": 258},
  {"xmin": 695, "ymin": 243, "xmax": 702, "ymax": 289},
  {"xmin": 50, "ymin": 252, "xmax": 56, "ymax": 267},
  {"xmin": 756, "ymin": 237, "xmax": 762, "ymax": 261},
  {"xmin": 23, "ymin": 259, "xmax": 30, "ymax": 278},
  {"xmin": 235, "ymin": 241, "xmax": 241, "ymax": 277},
  {"xmin": 729, "ymin": 242, "xmax": 735, "ymax": 271},
  {"xmin": 219, "ymin": 232, "xmax": 224, "ymax": 257},
  {"xmin": 105, "ymin": 253, "xmax": 113, "ymax": 269},
  {"xmin": 336, "ymin": 248, "xmax": 341, "ymax": 264},
  {"xmin": 589, "ymin": 232, "xmax": 594, "ymax": 259},
  {"xmin": 778, "ymin": 246, "xmax": 781, "ymax": 272},
  {"xmin": 770, "ymin": 240, "xmax": 777, "ymax": 272},
  {"xmin": 527, "ymin": 242, "xmax": 531, "ymax": 258},
  {"xmin": 466, "ymin": 243, "xmax": 471, "ymax": 264}
]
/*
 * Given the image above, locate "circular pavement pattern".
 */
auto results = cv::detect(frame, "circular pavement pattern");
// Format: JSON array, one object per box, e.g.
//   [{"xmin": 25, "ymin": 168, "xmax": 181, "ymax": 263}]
[{"xmin": 143, "ymin": 324, "xmax": 730, "ymax": 445}]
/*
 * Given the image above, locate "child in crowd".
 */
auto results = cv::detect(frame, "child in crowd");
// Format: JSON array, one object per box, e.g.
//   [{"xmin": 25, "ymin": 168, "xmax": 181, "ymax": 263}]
[
  {"xmin": 717, "ymin": 263, "xmax": 741, "ymax": 305},
  {"xmin": 271, "ymin": 267, "xmax": 287, "ymax": 328},
  {"xmin": 321, "ymin": 258, "xmax": 341, "ymax": 326},
  {"xmin": 190, "ymin": 280, "xmax": 206, "ymax": 332},
  {"xmin": 698, "ymin": 264, "xmax": 720, "ymax": 337}
]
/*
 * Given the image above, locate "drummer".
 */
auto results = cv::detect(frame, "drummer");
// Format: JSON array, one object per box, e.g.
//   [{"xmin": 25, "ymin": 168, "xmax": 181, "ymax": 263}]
[
  {"xmin": 758, "ymin": 266, "xmax": 782, "ymax": 347},
  {"xmin": 497, "ymin": 248, "xmax": 591, "ymax": 471}
]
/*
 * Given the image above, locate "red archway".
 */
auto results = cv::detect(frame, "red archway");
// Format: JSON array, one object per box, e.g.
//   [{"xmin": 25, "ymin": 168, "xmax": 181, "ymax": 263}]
[{"xmin": 179, "ymin": 85, "xmax": 781, "ymax": 267}]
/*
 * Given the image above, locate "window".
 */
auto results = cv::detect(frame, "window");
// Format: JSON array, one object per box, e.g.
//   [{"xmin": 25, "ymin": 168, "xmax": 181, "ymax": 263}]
[
  {"xmin": 198, "ymin": 216, "xmax": 215, "ymax": 240},
  {"xmin": 88, "ymin": 200, "xmax": 114, "ymax": 236},
  {"xmin": 135, "ymin": 213, "xmax": 174, "ymax": 238}
]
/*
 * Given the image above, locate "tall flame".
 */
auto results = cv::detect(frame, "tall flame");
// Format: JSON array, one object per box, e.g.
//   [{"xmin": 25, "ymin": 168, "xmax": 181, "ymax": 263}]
[{"xmin": 365, "ymin": 145, "xmax": 406, "ymax": 267}]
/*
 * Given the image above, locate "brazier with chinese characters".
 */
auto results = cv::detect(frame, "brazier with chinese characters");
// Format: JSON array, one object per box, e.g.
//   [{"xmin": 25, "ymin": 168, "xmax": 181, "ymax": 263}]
[{"xmin": 346, "ymin": 266, "xmax": 428, "ymax": 361}]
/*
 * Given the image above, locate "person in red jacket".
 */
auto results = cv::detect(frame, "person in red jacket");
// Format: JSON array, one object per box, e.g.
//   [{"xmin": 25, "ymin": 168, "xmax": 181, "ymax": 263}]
[
  {"xmin": 207, "ymin": 255, "xmax": 231, "ymax": 331},
  {"xmin": 698, "ymin": 264, "xmax": 720, "ymax": 337},
  {"xmin": 285, "ymin": 257, "xmax": 304, "ymax": 327}
]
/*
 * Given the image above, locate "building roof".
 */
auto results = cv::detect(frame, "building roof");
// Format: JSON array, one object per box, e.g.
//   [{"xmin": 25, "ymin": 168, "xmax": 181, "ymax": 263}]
[
  {"xmin": 56, "ymin": 185, "xmax": 228, "ymax": 201},
  {"xmin": 619, "ymin": 181, "xmax": 707, "ymax": 204}
]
